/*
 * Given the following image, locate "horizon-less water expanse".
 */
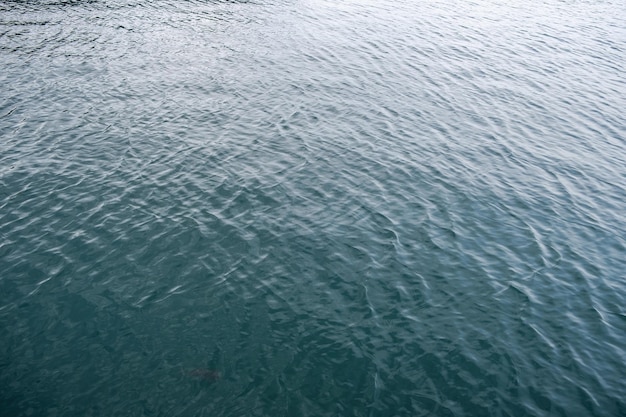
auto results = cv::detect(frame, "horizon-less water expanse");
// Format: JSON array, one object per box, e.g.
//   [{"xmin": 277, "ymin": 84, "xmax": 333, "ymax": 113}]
[{"xmin": 1, "ymin": 0, "xmax": 625, "ymax": 416}]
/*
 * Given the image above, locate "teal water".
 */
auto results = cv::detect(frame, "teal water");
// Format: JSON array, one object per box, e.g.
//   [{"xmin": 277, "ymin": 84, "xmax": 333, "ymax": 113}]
[{"xmin": 1, "ymin": 0, "xmax": 625, "ymax": 416}]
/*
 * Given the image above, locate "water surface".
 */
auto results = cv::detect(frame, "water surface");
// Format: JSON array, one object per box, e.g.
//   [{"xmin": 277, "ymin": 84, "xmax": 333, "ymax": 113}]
[{"xmin": 1, "ymin": 0, "xmax": 625, "ymax": 416}]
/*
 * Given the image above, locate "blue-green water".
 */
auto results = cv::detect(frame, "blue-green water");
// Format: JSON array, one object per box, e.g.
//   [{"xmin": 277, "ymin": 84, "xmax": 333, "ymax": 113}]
[{"xmin": 1, "ymin": 0, "xmax": 625, "ymax": 415}]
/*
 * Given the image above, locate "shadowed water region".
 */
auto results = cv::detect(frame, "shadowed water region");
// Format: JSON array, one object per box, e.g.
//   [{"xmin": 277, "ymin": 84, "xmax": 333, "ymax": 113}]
[{"xmin": 1, "ymin": 0, "xmax": 625, "ymax": 415}]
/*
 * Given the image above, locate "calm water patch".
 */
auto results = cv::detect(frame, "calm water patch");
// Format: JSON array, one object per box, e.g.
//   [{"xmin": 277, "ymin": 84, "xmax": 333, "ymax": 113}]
[{"xmin": 1, "ymin": 0, "xmax": 625, "ymax": 416}]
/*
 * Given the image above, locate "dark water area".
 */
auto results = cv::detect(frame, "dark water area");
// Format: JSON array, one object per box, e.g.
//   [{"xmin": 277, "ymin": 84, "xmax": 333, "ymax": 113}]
[{"xmin": 1, "ymin": 0, "xmax": 625, "ymax": 415}]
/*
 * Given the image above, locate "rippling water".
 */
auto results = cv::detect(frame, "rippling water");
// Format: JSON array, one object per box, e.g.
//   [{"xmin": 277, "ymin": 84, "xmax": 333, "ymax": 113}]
[{"xmin": 1, "ymin": 0, "xmax": 625, "ymax": 415}]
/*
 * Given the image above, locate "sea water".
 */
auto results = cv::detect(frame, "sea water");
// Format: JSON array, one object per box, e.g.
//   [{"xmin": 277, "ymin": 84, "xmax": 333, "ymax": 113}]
[{"xmin": 1, "ymin": 0, "xmax": 625, "ymax": 415}]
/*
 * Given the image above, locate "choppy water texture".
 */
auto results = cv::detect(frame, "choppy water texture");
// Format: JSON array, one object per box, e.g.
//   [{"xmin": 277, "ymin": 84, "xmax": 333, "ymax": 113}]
[{"xmin": 1, "ymin": 0, "xmax": 625, "ymax": 415}]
